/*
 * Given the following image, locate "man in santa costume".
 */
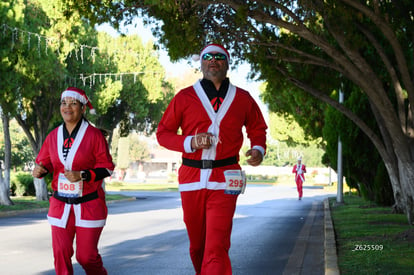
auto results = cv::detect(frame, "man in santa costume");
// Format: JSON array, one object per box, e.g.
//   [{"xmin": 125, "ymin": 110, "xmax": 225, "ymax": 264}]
[
  {"xmin": 32, "ymin": 87, "xmax": 114, "ymax": 275},
  {"xmin": 292, "ymin": 156, "xmax": 306, "ymax": 200},
  {"xmin": 157, "ymin": 43, "xmax": 267, "ymax": 274}
]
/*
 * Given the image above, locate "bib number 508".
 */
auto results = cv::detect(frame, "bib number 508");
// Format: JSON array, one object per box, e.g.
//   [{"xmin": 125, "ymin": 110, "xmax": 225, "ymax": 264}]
[{"xmin": 59, "ymin": 182, "xmax": 76, "ymax": 191}]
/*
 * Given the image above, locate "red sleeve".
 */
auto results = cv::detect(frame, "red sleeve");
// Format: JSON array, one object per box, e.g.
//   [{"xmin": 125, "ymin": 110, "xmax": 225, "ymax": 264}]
[
  {"xmin": 35, "ymin": 129, "xmax": 56, "ymax": 174},
  {"xmin": 92, "ymin": 128, "xmax": 115, "ymax": 171},
  {"xmin": 156, "ymin": 91, "xmax": 188, "ymax": 153},
  {"xmin": 244, "ymin": 93, "xmax": 267, "ymax": 154},
  {"xmin": 82, "ymin": 127, "xmax": 114, "ymax": 189}
]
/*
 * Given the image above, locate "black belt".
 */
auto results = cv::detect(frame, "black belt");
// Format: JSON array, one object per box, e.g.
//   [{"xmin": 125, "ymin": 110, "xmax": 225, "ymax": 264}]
[
  {"xmin": 53, "ymin": 191, "xmax": 98, "ymax": 204},
  {"xmin": 182, "ymin": 156, "xmax": 238, "ymax": 169}
]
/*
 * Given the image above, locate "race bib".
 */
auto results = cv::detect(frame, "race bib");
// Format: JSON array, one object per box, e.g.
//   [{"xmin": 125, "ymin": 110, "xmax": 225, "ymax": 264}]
[
  {"xmin": 57, "ymin": 173, "xmax": 83, "ymax": 198},
  {"xmin": 224, "ymin": 170, "xmax": 246, "ymax": 195}
]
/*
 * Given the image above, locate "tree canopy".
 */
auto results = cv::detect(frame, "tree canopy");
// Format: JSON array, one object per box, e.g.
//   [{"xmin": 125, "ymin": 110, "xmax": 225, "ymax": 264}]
[
  {"xmin": 64, "ymin": 1, "xmax": 414, "ymax": 223},
  {"xmin": 0, "ymin": 0, "xmax": 174, "ymax": 203}
]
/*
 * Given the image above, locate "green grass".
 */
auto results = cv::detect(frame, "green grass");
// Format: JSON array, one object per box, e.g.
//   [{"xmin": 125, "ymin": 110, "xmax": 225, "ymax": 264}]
[
  {"xmin": 0, "ymin": 182, "xmax": 180, "ymax": 213},
  {"xmin": 0, "ymin": 196, "xmax": 50, "ymax": 212},
  {"xmin": 330, "ymin": 195, "xmax": 414, "ymax": 275}
]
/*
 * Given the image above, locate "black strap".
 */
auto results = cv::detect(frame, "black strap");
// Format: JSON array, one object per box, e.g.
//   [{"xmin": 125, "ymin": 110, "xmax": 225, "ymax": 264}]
[
  {"xmin": 182, "ymin": 156, "xmax": 238, "ymax": 169},
  {"xmin": 53, "ymin": 190, "xmax": 99, "ymax": 204}
]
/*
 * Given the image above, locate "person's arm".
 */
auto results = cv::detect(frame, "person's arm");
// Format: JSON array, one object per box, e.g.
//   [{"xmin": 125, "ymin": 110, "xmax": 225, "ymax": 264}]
[
  {"xmin": 244, "ymin": 93, "xmax": 267, "ymax": 166},
  {"xmin": 33, "ymin": 133, "xmax": 54, "ymax": 178},
  {"xmin": 80, "ymin": 168, "xmax": 110, "ymax": 182},
  {"xmin": 32, "ymin": 162, "xmax": 49, "ymax": 178},
  {"xmin": 156, "ymin": 93, "xmax": 189, "ymax": 153},
  {"xmin": 88, "ymin": 128, "xmax": 115, "ymax": 182}
]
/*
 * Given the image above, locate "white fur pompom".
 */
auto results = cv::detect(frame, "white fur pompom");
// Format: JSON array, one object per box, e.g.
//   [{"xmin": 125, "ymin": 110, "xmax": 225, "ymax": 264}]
[
  {"xmin": 192, "ymin": 54, "xmax": 200, "ymax": 61},
  {"xmin": 89, "ymin": 109, "xmax": 96, "ymax": 115}
]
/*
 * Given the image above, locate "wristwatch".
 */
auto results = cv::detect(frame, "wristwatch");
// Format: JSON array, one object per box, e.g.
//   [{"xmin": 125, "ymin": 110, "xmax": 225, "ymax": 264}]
[{"xmin": 80, "ymin": 170, "xmax": 87, "ymax": 181}]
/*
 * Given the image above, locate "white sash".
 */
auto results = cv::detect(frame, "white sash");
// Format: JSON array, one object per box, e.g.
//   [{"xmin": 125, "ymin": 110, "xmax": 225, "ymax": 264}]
[
  {"xmin": 296, "ymin": 164, "xmax": 305, "ymax": 182},
  {"xmin": 191, "ymin": 80, "xmax": 237, "ymax": 189}
]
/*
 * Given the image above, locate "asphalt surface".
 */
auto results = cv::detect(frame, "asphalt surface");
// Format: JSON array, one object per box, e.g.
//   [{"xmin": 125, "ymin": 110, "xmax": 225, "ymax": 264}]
[{"xmin": 0, "ymin": 183, "xmax": 339, "ymax": 275}]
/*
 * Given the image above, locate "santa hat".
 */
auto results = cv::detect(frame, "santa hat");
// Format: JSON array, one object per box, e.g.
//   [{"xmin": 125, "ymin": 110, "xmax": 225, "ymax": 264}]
[
  {"xmin": 192, "ymin": 43, "xmax": 230, "ymax": 63},
  {"xmin": 297, "ymin": 156, "xmax": 302, "ymax": 161},
  {"xmin": 61, "ymin": 87, "xmax": 95, "ymax": 114}
]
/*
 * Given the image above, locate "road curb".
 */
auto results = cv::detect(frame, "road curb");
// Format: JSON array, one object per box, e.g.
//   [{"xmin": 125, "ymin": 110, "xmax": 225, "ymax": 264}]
[
  {"xmin": 282, "ymin": 201, "xmax": 318, "ymax": 275},
  {"xmin": 324, "ymin": 198, "xmax": 340, "ymax": 275},
  {"xmin": 0, "ymin": 207, "xmax": 49, "ymax": 217}
]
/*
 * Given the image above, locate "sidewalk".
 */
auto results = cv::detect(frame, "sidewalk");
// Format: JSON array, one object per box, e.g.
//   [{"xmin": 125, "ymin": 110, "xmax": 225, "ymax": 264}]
[{"xmin": 283, "ymin": 198, "xmax": 340, "ymax": 275}]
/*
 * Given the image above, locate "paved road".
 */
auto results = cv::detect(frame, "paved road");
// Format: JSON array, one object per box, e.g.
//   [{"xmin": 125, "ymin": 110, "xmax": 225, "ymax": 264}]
[{"xmin": 0, "ymin": 183, "xmax": 334, "ymax": 275}]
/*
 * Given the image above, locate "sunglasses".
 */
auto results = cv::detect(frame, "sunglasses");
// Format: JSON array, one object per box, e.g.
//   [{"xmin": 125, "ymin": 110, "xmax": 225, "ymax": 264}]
[{"xmin": 202, "ymin": 53, "xmax": 227, "ymax": 61}]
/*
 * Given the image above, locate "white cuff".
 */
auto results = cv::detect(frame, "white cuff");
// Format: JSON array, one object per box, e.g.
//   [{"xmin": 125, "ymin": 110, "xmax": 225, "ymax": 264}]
[
  {"xmin": 252, "ymin": 145, "xmax": 265, "ymax": 157},
  {"xmin": 184, "ymin": 136, "xmax": 196, "ymax": 153}
]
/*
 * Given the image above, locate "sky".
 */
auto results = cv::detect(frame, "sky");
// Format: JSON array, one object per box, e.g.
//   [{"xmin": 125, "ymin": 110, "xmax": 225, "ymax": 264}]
[{"xmin": 96, "ymin": 19, "xmax": 269, "ymax": 118}]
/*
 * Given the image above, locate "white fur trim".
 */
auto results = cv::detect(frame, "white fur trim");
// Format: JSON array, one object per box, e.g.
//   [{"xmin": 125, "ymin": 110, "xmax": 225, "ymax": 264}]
[
  {"xmin": 184, "ymin": 136, "xmax": 195, "ymax": 153},
  {"xmin": 61, "ymin": 90, "xmax": 88, "ymax": 105},
  {"xmin": 252, "ymin": 145, "xmax": 265, "ymax": 157},
  {"xmin": 47, "ymin": 204, "xmax": 71, "ymax": 228},
  {"xmin": 179, "ymin": 181, "xmax": 227, "ymax": 192},
  {"xmin": 73, "ymin": 204, "xmax": 106, "ymax": 228}
]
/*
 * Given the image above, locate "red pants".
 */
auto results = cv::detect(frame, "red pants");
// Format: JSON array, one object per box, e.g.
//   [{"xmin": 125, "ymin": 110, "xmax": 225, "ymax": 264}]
[
  {"xmin": 296, "ymin": 179, "xmax": 303, "ymax": 198},
  {"xmin": 181, "ymin": 189, "xmax": 238, "ymax": 275},
  {"xmin": 51, "ymin": 207, "xmax": 107, "ymax": 275}
]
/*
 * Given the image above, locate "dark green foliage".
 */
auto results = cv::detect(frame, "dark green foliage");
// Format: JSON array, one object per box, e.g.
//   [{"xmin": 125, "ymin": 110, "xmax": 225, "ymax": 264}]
[
  {"xmin": 11, "ymin": 172, "xmax": 35, "ymax": 196},
  {"xmin": 373, "ymin": 162, "xmax": 394, "ymax": 206},
  {"xmin": 323, "ymin": 87, "xmax": 394, "ymax": 205}
]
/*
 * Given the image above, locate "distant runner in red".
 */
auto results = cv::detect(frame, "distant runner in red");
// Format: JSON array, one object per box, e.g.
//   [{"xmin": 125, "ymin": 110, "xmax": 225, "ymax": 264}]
[
  {"xmin": 32, "ymin": 87, "xmax": 114, "ymax": 275},
  {"xmin": 157, "ymin": 43, "xmax": 267, "ymax": 275},
  {"xmin": 292, "ymin": 156, "xmax": 306, "ymax": 200}
]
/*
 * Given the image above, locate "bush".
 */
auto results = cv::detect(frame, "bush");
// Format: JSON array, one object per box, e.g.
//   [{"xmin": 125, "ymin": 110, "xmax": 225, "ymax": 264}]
[
  {"xmin": 246, "ymin": 174, "xmax": 277, "ymax": 182},
  {"xmin": 44, "ymin": 173, "xmax": 53, "ymax": 193},
  {"xmin": 11, "ymin": 172, "xmax": 35, "ymax": 196},
  {"xmin": 106, "ymin": 181, "xmax": 124, "ymax": 187}
]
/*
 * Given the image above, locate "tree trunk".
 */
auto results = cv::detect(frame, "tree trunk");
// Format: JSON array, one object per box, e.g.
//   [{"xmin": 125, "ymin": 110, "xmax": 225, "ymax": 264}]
[
  {"xmin": 14, "ymin": 114, "xmax": 50, "ymax": 201},
  {"xmin": 397, "ymin": 161, "xmax": 414, "ymax": 224},
  {"xmin": 0, "ymin": 111, "xmax": 13, "ymax": 206},
  {"xmin": 0, "ymin": 168, "xmax": 13, "ymax": 206},
  {"xmin": 384, "ymin": 162, "xmax": 404, "ymax": 211},
  {"xmin": 33, "ymin": 178, "xmax": 48, "ymax": 201}
]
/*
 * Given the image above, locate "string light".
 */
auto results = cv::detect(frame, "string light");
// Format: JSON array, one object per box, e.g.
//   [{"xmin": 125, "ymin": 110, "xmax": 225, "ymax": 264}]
[
  {"xmin": 78, "ymin": 71, "xmax": 162, "ymax": 87},
  {"xmin": 1, "ymin": 24, "xmax": 148, "ymax": 67},
  {"xmin": 1, "ymin": 24, "xmax": 164, "ymax": 87}
]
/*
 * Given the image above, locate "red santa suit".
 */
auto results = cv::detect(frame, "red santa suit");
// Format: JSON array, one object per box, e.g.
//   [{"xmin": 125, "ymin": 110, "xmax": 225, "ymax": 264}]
[
  {"xmin": 157, "ymin": 80, "xmax": 267, "ymax": 274},
  {"xmin": 36, "ymin": 119, "xmax": 114, "ymax": 274},
  {"xmin": 292, "ymin": 161, "xmax": 306, "ymax": 199}
]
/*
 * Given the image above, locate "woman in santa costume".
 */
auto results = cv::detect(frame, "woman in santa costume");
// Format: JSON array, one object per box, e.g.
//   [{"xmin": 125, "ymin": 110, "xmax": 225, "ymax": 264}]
[
  {"xmin": 32, "ymin": 87, "xmax": 114, "ymax": 275},
  {"xmin": 292, "ymin": 156, "xmax": 306, "ymax": 200},
  {"xmin": 157, "ymin": 43, "xmax": 267, "ymax": 274}
]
